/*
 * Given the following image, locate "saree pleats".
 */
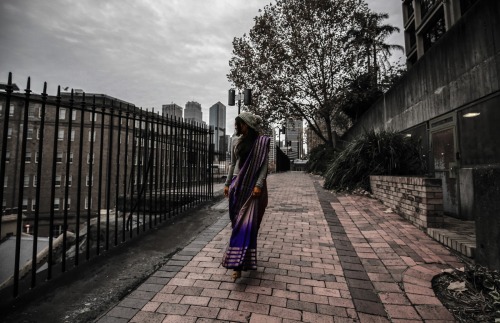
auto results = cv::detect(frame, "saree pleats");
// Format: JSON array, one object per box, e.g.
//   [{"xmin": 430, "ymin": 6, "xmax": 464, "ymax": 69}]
[{"xmin": 221, "ymin": 136, "xmax": 270, "ymax": 271}]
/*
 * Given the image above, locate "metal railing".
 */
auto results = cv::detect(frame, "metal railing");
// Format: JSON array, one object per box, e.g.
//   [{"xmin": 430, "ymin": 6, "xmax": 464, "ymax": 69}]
[{"xmin": 0, "ymin": 73, "xmax": 216, "ymax": 299}]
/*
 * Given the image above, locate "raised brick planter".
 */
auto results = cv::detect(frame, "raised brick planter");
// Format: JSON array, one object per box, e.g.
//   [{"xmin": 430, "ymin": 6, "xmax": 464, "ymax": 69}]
[{"xmin": 370, "ymin": 175, "xmax": 444, "ymax": 229}]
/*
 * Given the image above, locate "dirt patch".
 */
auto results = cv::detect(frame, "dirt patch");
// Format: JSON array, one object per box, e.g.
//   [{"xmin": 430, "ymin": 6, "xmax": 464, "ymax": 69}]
[{"xmin": 433, "ymin": 264, "xmax": 500, "ymax": 322}]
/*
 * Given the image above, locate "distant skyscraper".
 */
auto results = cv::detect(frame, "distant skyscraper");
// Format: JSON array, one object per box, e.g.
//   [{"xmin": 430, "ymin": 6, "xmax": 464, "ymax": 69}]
[
  {"xmin": 209, "ymin": 102, "xmax": 226, "ymax": 152},
  {"xmin": 184, "ymin": 101, "xmax": 203, "ymax": 124},
  {"xmin": 162, "ymin": 103, "xmax": 182, "ymax": 119},
  {"xmin": 285, "ymin": 118, "xmax": 304, "ymax": 160}
]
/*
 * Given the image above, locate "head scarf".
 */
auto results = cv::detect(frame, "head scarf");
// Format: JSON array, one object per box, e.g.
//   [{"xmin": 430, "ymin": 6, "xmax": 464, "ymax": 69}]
[{"xmin": 238, "ymin": 112, "xmax": 262, "ymax": 132}]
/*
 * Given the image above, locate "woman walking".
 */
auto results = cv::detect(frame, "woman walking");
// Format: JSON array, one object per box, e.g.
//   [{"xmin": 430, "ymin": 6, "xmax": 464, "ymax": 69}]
[{"xmin": 221, "ymin": 112, "xmax": 270, "ymax": 281}]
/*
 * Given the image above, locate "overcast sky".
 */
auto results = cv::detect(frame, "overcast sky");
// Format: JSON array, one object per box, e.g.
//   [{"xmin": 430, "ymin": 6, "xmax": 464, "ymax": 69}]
[{"xmin": 0, "ymin": 0, "xmax": 404, "ymax": 131}]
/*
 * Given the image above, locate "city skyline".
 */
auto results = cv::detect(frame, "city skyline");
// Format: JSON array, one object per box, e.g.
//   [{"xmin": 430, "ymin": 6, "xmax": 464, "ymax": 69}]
[{"xmin": 0, "ymin": 0, "xmax": 404, "ymax": 133}]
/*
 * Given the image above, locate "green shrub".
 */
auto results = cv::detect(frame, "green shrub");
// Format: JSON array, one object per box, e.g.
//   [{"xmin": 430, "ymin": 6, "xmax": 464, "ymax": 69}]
[
  {"xmin": 323, "ymin": 130, "xmax": 427, "ymax": 192},
  {"xmin": 306, "ymin": 144, "xmax": 336, "ymax": 175}
]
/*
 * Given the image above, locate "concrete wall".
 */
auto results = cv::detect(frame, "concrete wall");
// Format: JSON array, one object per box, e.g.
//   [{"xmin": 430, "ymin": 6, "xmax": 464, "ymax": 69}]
[
  {"xmin": 473, "ymin": 167, "xmax": 500, "ymax": 270},
  {"xmin": 343, "ymin": 0, "xmax": 500, "ymax": 141},
  {"xmin": 345, "ymin": 0, "xmax": 500, "ymax": 270}
]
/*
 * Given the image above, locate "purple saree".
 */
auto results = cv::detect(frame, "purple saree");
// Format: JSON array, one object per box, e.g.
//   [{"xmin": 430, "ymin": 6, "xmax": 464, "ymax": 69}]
[{"xmin": 221, "ymin": 135, "xmax": 270, "ymax": 271}]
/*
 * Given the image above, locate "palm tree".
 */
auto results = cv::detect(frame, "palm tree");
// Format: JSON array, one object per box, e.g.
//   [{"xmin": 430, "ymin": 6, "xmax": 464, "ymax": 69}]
[{"xmin": 346, "ymin": 11, "xmax": 404, "ymax": 87}]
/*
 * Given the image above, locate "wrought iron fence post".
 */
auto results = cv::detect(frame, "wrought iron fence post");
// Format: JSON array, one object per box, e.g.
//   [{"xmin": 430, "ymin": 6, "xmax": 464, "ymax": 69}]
[
  {"xmin": 31, "ymin": 81, "xmax": 48, "ymax": 287},
  {"xmin": 13, "ymin": 77, "xmax": 32, "ymax": 296}
]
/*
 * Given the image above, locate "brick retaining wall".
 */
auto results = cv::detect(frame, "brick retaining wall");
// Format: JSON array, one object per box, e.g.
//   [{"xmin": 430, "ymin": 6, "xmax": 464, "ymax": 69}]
[{"xmin": 370, "ymin": 175, "xmax": 444, "ymax": 229}]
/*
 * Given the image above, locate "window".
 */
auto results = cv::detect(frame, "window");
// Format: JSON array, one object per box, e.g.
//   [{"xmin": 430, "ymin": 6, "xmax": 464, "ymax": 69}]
[
  {"xmin": 71, "ymin": 130, "xmax": 75, "ymax": 141},
  {"xmin": 88, "ymin": 130, "xmax": 96, "ymax": 142},
  {"xmin": 422, "ymin": 8, "xmax": 446, "ymax": 52},
  {"xmin": 65, "ymin": 198, "xmax": 71, "ymax": 210},
  {"xmin": 9, "ymin": 105, "xmax": 15, "ymax": 117},
  {"xmin": 86, "ymin": 175, "xmax": 93, "ymax": 186},
  {"xmin": 22, "ymin": 198, "xmax": 28, "ymax": 211},
  {"xmin": 87, "ymin": 153, "xmax": 94, "ymax": 164},
  {"xmin": 35, "ymin": 152, "xmax": 40, "ymax": 163},
  {"xmin": 72, "ymin": 110, "xmax": 77, "ymax": 121},
  {"xmin": 24, "ymin": 175, "xmax": 30, "ymax": 187},
  {"xmin": 7, "ymin": 128, "xmax": 12, "ymax": 138},
  {"xmin": 54, "ymin": 198, "xmax": 60, "ymax": 210},
  {"xmin": 90, "ymin": 113, "xmax": 97, "ymax": 122},
  {"xmin": 25, "ymin": 152, "xmax": 32, "ymax": 163},
  {"xmin": 58, "ymin": 130, "xmax": 64, "ymax": 141},
  {"xmin": 55, "ymin": 175, "xmax": 62, "ymax": 187},
  {"xmin": 69, "ymin": 152, "xmax": 74, "ymax": 164},
  {"xmin": 5, "ymin": 151, "xmax": 9, "ymax": 163},
  {"xmin": 56, "ymin": 152, "xmax": 63, "ymax": 163},
  {"xmin": 33, "ymin": 175, "xmax": 37, "ymax": 187},
  {"xmin": 52, "ymin": 225, "xmax": 63, "ymax": 236},
  {"xmin": 32, "ymin": 199, "xmax": 36, "ymax": 211},
  {"xmin": 4, "ymin": 176, "xmax": 7, "ymax": 187},
  {"xmin": 29, "ymin": 106, "xmax": 36, "ymax": 117},
  {"xmin": 85, "ymin": 197, "xmax": 92, "ymax": 209},
  {"xmin": 59, "ymin": 108, "xmax": 66, "ymax": 120},
  {"xmin": 37, "ymin": 128, "xmax": 41, "ymax": 140},
  {"xmin": 420, "ymin": 0, "xmax": 437, "ymax": 18},
  {"xmin": 67, "ymin": 175, "xmax": 72, "ymax": 187},
  {"xmin": 27, "ymin": 128, "xmax": 33, "ymax": 139}
]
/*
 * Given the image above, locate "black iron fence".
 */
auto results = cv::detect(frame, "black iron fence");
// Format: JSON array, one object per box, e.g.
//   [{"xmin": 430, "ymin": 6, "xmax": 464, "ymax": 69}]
[{"xmin": 0, "ymin": 73, "xmax": 218, "ymax": 299}]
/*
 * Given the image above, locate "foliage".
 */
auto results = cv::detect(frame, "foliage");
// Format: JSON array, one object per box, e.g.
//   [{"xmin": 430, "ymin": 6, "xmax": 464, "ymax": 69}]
[
  {"xmin": 341, "ymin": 62, "xmax": 406, "ymax": 123},
  {"xmin": 433, "ymin": 264, "xmax": 500, "ymax": 322},
  {"xmin": 343, "ymin": 11, "xmax": 404, "ymax": 86},
  {"xmin": 228, "ymin": 0, "xmax": 404, "ymax": 149},
  {"xmin": 305, "ymin": 144, "xmax": 336, "ymax": 175},
  {"xmin": 323, "ymin": 130, "xmax": 427, "ymax": 192}
]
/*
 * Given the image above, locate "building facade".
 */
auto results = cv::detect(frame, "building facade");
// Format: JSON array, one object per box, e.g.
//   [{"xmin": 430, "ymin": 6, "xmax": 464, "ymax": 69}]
[
  {"xmin": 1, "ymin": 91, "xmax": 211, "ymax": 238},
  {"xmin": 184, "ymin": 101, "xmax": 203, "ymax": 124},
  {"xmin": 402, "ymin": 0, "xmax": 480, "ymax": 67},
  {"xmin": 209, "ymin": 102, "xmax": 226, "ymax": 153},
  {"xmin": 284, "ymin": 119, "xmax": 304, "ymax": 160},
  {"xmin": 162, "ymin": 103, "xmax": 183, "ymax": 119},
  {"xmin": 344, "ymin": 0, "xmax": 499, "ymax": 269}
]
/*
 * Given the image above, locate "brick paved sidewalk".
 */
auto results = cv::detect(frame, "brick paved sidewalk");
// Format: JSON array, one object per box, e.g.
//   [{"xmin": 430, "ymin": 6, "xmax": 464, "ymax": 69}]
[{"xmin": 97, "ymin": 172, "xmax": 463, "ymax": 323}]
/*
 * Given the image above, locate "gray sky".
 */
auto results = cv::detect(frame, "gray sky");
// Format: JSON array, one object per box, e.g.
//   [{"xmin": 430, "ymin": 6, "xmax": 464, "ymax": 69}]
[{"xmin": 0, "ymin": 0, "xmax": 404, "ymax": 131}]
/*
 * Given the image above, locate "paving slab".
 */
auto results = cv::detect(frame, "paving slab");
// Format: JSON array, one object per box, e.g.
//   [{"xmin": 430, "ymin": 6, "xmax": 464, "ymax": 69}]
[{"xmin": 97, "ymin": 172, "xmax": 463, "ymax": 322}]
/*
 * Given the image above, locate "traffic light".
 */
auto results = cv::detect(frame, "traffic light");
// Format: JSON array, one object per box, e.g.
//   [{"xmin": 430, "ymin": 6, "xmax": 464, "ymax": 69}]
[
  {"xmin": 243, "ymin": 89, "xmax": 252, "ymax": 105},
  {"xmin": 228, "ymin": 89, "xmax": 235, "ymax": 106}
]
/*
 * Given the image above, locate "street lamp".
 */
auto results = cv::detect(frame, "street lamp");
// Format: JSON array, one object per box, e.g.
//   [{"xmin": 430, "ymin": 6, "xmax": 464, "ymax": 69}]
[{"xmin": 228, "ymin": 88, "xmax": 252, "ymax": 114}]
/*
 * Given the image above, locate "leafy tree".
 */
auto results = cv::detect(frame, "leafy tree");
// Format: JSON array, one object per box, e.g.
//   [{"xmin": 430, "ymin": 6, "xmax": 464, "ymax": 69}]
[
  {"xmin": 305, "ymin": 144, "xmax": 336, "ymax": 175},
  {"xmin": 228, "ymin": 0, "xmax": 403, "ymax": 149},
  {"xmin": 341, "ymin": 61, "xmax": 406, "ymax": 122},
  {"xmin": 228, "ymin": 0, "xmax": 369, "ymax": 149}
]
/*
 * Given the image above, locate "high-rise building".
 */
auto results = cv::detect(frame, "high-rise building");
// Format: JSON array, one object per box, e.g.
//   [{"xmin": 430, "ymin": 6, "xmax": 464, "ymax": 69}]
[
  {"xmin": 162, "ymin": 103, "xmax": 182, "ymax": 119},
  {"xmin": 184, "ymin": 101, "xmax": 203, "ymax": 124},
  {"xmin": 284, "ymin": 118, "xmax": 304, "ymax": 160},
  {"xmin": 209, "ymin": 102, "xmax": 226, "ymax": 153}
]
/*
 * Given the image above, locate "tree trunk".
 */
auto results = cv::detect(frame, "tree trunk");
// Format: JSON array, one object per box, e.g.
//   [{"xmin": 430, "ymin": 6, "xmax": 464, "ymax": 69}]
[{"xmin": 323, "ymin": 116, "xmax": 336, "ymax": 150}]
